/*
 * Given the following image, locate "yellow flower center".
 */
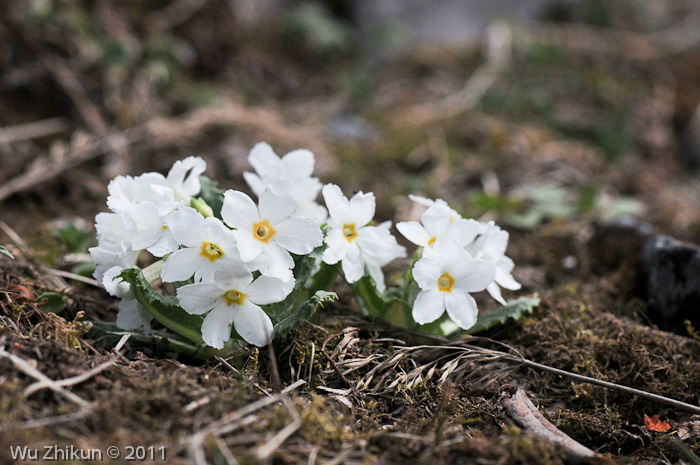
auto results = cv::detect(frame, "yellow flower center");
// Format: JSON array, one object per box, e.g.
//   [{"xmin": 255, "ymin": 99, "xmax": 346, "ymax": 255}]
[
  {"xmin": 223, "ymin": 289, "xmax": 246, "ymax": 306},
  {"xmin": 253, "ymin": 220, "xmax": 276, "ymax": 243},
  {"xmin": 162, "ymin": 225, "xmax": 168, "ymax": 230},
  {"xmin": 342, "ymin": 223, "xmax": 358, "ymax": 242},
  {"xmin": 200, "ymin": 241, "xmax": 224, "ymax": 262},
  {"xmin": 427, "ymin": 236, "xmax": 436, "ymax": 247},
  {"xmin": 437, "ymin": 272, "xmax": 455, "ymax": 292}
]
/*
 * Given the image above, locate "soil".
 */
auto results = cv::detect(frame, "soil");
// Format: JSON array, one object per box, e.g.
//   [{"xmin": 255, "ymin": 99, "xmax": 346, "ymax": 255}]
[{"xmin": 1, "ymin": 2, "xmax": 700, "ymax": 464}]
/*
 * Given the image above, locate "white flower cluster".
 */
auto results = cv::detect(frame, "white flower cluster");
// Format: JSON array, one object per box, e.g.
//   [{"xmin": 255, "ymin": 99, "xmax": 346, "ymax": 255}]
[
  {"xmin": 91, "ymin": 143, "xmax": 520, "ymax": 350},
  {"xmin": 397, "ymin": 196, "xmax": 521, "ymax": 329}
]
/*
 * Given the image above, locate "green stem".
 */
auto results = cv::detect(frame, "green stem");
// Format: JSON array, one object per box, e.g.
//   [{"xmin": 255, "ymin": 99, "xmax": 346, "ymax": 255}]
[{"xmin": 311, "ymin": 262, "xmax": 338, "ymax": 291}]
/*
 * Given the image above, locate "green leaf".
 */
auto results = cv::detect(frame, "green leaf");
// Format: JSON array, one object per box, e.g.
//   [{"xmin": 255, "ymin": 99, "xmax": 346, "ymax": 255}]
[
  {"xmin": 119, "ymin": 267, "xmax": 207, "ymax": 345},
  {"xmin": 0, "ymin": 245, "xmax": 14, "ymax": 259},
  {"xmin": 34, "ymin": 292, "xmax": 68, "ymax": 313},
  {"xmin": 273, "ymin": 290, "xmax": 337, "ymax": 339},
  {"xmin": 85, "ymin": 321, "xmax": 232, "ymax": 360},
  {"xmin": 466, "ymin": 297, "xmax": 540, "ymax": 334},
  {"xmin": 54, "ymin": 223, "xmax": 96, "ymax": 253},
  {"xmin": 198, "ymin": 175, "xmax": 224, "ymax": 218}
]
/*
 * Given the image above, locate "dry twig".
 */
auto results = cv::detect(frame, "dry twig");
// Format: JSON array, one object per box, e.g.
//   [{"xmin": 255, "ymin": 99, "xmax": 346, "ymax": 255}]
[{"xmin": 501, "ymin": 387, "xmax": 596, "ymax": 464}]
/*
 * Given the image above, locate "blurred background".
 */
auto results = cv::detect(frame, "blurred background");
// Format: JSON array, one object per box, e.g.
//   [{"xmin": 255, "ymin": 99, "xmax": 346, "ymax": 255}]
[{"xmin": 1, "ymin": 0, "xmax": 700, "ymax": 244}]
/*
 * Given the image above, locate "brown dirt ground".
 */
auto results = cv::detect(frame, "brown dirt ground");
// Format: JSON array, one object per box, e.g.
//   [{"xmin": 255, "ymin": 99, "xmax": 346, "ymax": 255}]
[{"xmin": 1, "ymin": 2, "xmax": 700, "ymax": 464}]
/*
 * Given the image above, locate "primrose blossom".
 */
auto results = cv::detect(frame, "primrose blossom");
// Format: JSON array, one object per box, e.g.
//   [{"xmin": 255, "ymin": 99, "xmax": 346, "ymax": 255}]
[
  {"xmin": 243, "ymin": 142, "xmax": 327, "ymax": 222},
  {"xmin": 160, "ymin": 207, "xmax": 242, "ymax": 283},
  {"xmin": 177, "ymin": 261, "xmax": 294, "ymax": 348},
  {"xmin": 222, "ymin": 188, "xmax": 323, "ymax": 282},
  {"xmin": 412, "ymin": 239, "xmax": 496, "ymax": 329},
  {"xmin": 466, "ymin": 221, "xmax": 521, "ymax": 305},
  {"xmin": 397, "ymin": 203, "xmax": 481, "ymax": 258}
]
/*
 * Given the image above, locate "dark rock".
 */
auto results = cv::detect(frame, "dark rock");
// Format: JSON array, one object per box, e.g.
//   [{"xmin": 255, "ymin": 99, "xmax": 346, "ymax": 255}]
[
  {"xmin": 589, "ymin": 217, "xmax": 655, "ymax": 269},
  {"xmin": 643, "ymin": 235, "xmax": 700, "ymax": 333}
]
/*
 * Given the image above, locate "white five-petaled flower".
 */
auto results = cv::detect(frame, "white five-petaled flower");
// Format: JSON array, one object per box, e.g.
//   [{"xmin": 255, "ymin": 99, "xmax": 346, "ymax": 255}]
[
  {"xmin": 412, "ymin": 239, "xmax": 496, "ymax": 329},
  {"xmin": 465, "ymin": 221, "xmax": 521, "ymax": 305},
  {"xmin": 177, "ymin": 261, "xmax": 294, "ymax": 348},
  {"xmin": 243, "ymin": 142, "xmax": 327, "ymax": 222},
  {"xmin": 222, "ymin": 188, "xmax": 323, "ymax": 282},
  {"xmin": 322, "ymin": 184, "xmax": 401, "ymax": 284},
  {"xmin": 160, "ymin": 207, "xmax": 242, "ymax": 283},
  {"xmin": 397, "ymin": 203, "xmax": 481, "ymax": 258}
]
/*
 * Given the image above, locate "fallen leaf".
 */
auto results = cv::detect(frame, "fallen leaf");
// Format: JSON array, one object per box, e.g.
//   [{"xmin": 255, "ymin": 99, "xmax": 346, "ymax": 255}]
[
  {"xmin": 6, "ymin": 284, "xmax": 34, "ymax": 302},
  {"xmin": 644, "ymin": 414, "xmax": 671, "ymax": 432}
]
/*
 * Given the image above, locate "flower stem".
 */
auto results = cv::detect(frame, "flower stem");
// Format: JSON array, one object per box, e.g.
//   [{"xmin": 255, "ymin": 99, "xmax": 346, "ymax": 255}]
[{"xmin": 142, "ymin": 259, "xmax": 164, "ymax": 284}]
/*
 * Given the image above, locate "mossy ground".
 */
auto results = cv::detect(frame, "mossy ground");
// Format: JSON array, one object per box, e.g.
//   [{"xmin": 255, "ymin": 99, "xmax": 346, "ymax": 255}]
[{"xmin": 1, "ymin": 1, "xmax": 700, "ymax": 463}]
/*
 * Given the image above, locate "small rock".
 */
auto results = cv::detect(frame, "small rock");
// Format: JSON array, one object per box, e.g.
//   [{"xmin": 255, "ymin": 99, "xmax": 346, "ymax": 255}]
[
  {"xmin": 589, "ymin": 217, "xmax": 655, "ymax": 269},
  {"xmin": 643, "ymin": 235, "xmax": 700, "ymax": 333}
]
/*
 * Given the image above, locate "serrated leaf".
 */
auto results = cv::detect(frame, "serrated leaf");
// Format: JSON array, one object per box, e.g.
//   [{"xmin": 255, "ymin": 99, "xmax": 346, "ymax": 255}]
[
  {"xmin": 34, "ymin": 292, "xmax": 69, "ymax": 313},
  {"xmin": 198, "ymin": 175, "xmax": 224, "ymax": 218},
  {"xmin": 466, "ymin": 297, "xmax": 540, "ymax": 334},
  {"xmin": 273, "ymin": 290, "xmax": 337, "ymax": 339},
  {"xmin": 86, "ymin": 321, "xmax": 230, "ymax": 360},
  {"xmin": 0, "ymin": 245, "xmax": 14, "ymax": 259}
]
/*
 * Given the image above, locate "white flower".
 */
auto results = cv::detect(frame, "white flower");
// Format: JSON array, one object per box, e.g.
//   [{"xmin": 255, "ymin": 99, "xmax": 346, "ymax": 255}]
[
  {"xmin": 465, "ymin": 221, "xmax": 521, "ymax": 305},
  {"xmin": 322, "ymin": 184, "xmax": 401, "ymax": 284},
  {"xmin": 120, "ymin": 186, "xmax": 183, "ymax": 257},
  {"xmin": 116, "ymin": 298, "xmax": 153, "ymax": 333},
  {"xmin": 408, "ymin": 194, "xmax": 462, "ymax": 223},
  {"xmin": 243, "ymin": 142, "xmax": 326, "ymax": 222},
  {"xmin": 221, "ymin": 188, "xmax": 323, "ymax": 282},
  {"xmin": 106, "ymin": 172, "xmax": 167, "ymax": 214},
  {"xmin": 412, "ymin": 239, "xmax": 496, "ymax": 329},
  {"xmin": 397, "ymin": 203, "xmax": 481, "ymax": 257},
  {"xmin": 177, "ymin": 261, "xmax": 294, "ymax": 348},
  {"xmin": 364, "ymin": 221, "xmax": 406, "ymax": 292},
  {"xmin": 160, "ymin": 207, "xmax": 241, "ymax": 283},
  {"xmin": 164, "ymin": 156, "xmax": 206, "ymax": 202}
]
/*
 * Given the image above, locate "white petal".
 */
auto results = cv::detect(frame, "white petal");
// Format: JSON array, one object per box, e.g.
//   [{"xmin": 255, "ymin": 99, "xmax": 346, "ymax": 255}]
[
  {"xmin": 366, "ymin": 261, "xmax": 386, "ymax": 293},
  {"xmin": 341, "ymin": 244, "xmax": 364, "ymax": 283},
  {"xmin": 177, "ymin": 283, "xmax": 222, "ymax": 315},
  {"xmin": 322, "ymin": 228, "xmax": 348, "ymax": 265},
  {"xmin": 487, "ymin": 281, "xmax": 507, "ymax": 306},
  {"xmin": 355, "ymin": 226, "xmax": 395, "ymax": 258},
  {"xmin": 259, "ymin": 189, "xmax": 297, "ymax": 224},
  {"xmin": 169, "ymin": 207, "xmax": 207, "ymax": 247},
  {"xmin": 221, "ymin": 190, "xmax": 259, "ymax": 230},
  {"xmin": 447, "ymin": 219, "xmax": 481, "ymax": 246},
  {"xmin": 296, "ymin": 200, "xmax": 328, "ymax": 223},
  {"xmin": 213, "ymin": 260, "xmax": 253, "ymax": 290},
  {"xmin": 281, "ymin": 149, "xmax": 315, "ymax": 179},
  {"xmin": 232, "ymin": 230, "xmax": 264, "ymax": 262},
  {"xmin": 201, "ymin": 304, "xmax": 235, "ymax": 349},
  {"xmin": 232, "ymin": 301, "xmax": 273, "ymax": 347},
  {"xmin": 161, "ymin": 247, "xmax": 202, "ymax": 282},
  {"xmin": 102, "ymin": 266, "xmax": 133, "ymax": 299},
  {"xmin": 259, "ymin": 243, "xmax": 295, "ymax": 282},
  {"xmin": 248, "ymin": 142, "xmax": 281, "ymax": 177},
  {"xmin": 147, "ymin": 230, "xmax": 180, "ymax": 257},
  {"xmin": 444, "ymin": 291, "xmax": 478, "ymax": 330},
  {"xmin": 397, "ymin": 221, "xmax": 430, "ymax": 247},
  {"xmin": 274, "ymin": 217, "xmax": 323, "ymax": 254},
  {"xmin": 322, "ymin": 184, "xmax": 351, "ymax": 224},
  {"xmin": 116, "ymin": 299, "xmax": 152, "ymax": 332},
  {"xmin": 246, "ymin": 275, "xmax": 295, "ymax": 305},
  {"xmin": 243, "ymin": 171, "xmax": 266, "ymax": 197},
  {"xmin": 421, "ymin": 204, "xmax": 451, "ymax": 237},
  {"xmin": 495, "ymin": 266, "xmax": 521, "ymax": 291},
  {"xmin": 167, "ymin": 156, "xmax": 206, "ymax": 199},
  {"xmin": 412, "ymin": 289, "xmax": 445, "ymax": 324},
  {"xmin": 452, "ymin": 259, "xmax": 497, "ymax": 293},
  {"xmin": 412, "ymin": 257, "xmax": 441, "ymax": 290},
  {"xmin": 349, "ymin": 191, "xmax": 375, "ymax": 227}
]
